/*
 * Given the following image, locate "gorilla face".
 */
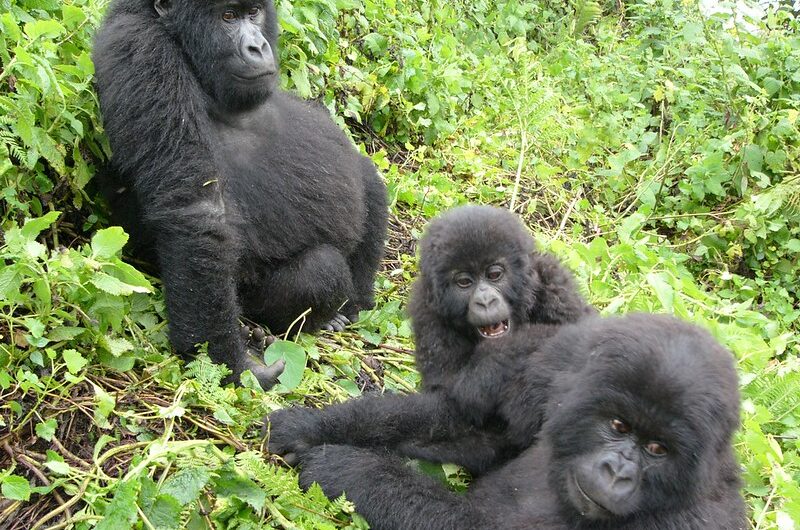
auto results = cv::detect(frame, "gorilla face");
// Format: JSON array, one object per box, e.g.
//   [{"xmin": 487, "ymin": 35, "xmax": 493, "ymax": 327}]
[
  {"xmin": 155, "ymin": 0, "xmax": 279, "ymax": 110},
  {"xmin": 543, "ymin": 314, "xmax": 740, "ymax": 522},
  {"xmin": 419, "ymin": 205, "xmax": 536, "ymax": 340}
]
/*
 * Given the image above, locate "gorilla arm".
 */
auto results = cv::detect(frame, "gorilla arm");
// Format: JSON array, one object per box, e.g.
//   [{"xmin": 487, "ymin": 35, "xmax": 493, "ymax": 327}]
[
  {"xmin": 299, "ymin": 445, "xmax": 485, "ymax": 530},
  {"xmin": 267, "ymin": 392, "xmax": 506, "ymax": 474}
]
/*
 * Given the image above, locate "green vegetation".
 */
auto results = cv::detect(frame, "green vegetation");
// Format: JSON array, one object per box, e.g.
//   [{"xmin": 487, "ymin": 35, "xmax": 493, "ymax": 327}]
[{"xmin": 1, "ymin": 0, "xmax": 799, "ymax": 528}]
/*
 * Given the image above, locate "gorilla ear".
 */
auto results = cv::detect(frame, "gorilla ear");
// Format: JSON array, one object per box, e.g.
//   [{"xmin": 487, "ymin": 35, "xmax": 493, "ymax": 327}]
[{"xmin": 154, "ymin": 0, "xmax": 172, "ymax": 17}]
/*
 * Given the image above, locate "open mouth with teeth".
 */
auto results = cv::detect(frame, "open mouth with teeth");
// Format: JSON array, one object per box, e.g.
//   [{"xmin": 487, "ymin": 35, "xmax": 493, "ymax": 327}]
[{"xmin": 477, "ymin": 320, "xmax": 510, "ymax": 338}]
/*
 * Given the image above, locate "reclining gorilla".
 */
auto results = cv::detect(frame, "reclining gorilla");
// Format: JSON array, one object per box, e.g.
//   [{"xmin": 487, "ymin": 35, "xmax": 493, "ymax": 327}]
[
  {"xmin": 92, "ymin": 0, "xmax": 387, "ymax": 388},
  {"xmin": 297, "ymin": 314, "xmax": 746, "ymax": 530},
  {"xmin": 268, "ymin": 206, "xmax": 594, "ymax": 472}
]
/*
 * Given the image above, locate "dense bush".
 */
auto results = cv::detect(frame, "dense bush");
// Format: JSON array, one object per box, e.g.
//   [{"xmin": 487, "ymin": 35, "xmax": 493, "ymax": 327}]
[{"xmin": 1, "ymin": 0, "xmax": 798, "ymax": 528}]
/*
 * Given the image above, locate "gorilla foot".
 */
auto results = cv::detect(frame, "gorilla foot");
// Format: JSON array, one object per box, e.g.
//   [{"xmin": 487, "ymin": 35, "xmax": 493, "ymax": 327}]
[
  {"xmin": 222, "ymin": 325, "xmax": 284, "ymax": 389},
  {"xmin": 321, "ymin": 313, "xmax": 351, "ymax": 332}
]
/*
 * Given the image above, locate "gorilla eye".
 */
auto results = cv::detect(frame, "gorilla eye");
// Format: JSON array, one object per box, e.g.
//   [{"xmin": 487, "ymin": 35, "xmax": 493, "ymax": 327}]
[
  {"xmin": 645, "ymin": 442, "xmax": 668, "ymax": 457},
  {"xmin": 248, "ymin": 6, "xmax": 260, "ymax": 17},
  {"xmin": 222, "ymin": 10, "xmax": 237, "ymax": 21},
  {"xmin": 610, "ymin": 418, "xmax": 631, "ymax": 434},
  {"xmin": 485, "ymin": 265, "xmax": 504, "ymax": 281},
  {"xmin": 454, "ymin": 274, "xmax": 473, "ymax": 289}
]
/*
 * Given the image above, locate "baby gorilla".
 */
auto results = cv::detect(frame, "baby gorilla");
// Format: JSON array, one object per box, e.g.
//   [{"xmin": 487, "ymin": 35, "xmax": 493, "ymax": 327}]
[
  {"xmin": 268, "ymin": 206, "xmax": 593, "ymax": 472},
  {"xmin": 298, "ymin": 314, "xmax": 746, "ymax": 530},
  {"xmin": 411, "ymin": 205, "xmax": 595, "ymax": 407}
]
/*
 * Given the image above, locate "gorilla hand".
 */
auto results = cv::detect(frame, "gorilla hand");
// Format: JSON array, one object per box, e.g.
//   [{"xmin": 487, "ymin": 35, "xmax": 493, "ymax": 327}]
[{"xmin": 266, "ymin": 407, "xmax": 325, "ymax": 464}]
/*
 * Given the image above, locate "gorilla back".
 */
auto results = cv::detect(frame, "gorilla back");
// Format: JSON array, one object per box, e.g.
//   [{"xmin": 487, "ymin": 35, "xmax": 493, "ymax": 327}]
[{"xmin": 92, "ymin": 0, "xmax": 388, "ymax": 387}]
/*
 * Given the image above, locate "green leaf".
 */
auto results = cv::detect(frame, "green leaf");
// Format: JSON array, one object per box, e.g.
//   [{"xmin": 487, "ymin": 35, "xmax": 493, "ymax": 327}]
[
  {"xmin": 24, "ymin": 19, "xmax": 65, "ymax": 40},
  {"xmin": 291, "ymin": 63, "xmax": 311, "ymax": 98},
  {"xmin": 104, "ymin": 262, "xmax": 153, "ymax": 292},
  {"xmin": 20, "ymin": 211, "xmax": 60, "ymax": 241},
  {"xmin": 145, "ymin": 494, "xmax": 182, "ymax": 530},
  {"xmin": 44, "ymin": 459, "xmax": 71, "ymax": 475},
  {"xmin": 264, "ymin": 340, "xmax": 307, "ymax": 390},
  {"xmin": 62, "ymin": 5, "xmax": 85, "ymax": 29},
  {"xmin": 0, "ymin": 266, "xmax": 22, "ymax": 300},
  {"xmin": 1, "ymin": 13, "xmax": 21, "ymax": 42},
  {"xmin": 161, "ymin": 467, "xmax": 211, "ymax": 505},
  {"xmin": 337, "ymin": 379, "xmax": 362, "ymax": 397},
  {"xmin": 92, "ymin": 227, "xmax": 129, "ymax": 259},
  {"xmin": 96, "ymin": 477, "xmax": 140, "ymax": 530},
  {"xmin": 47, "ymin": 327, "xmax": 86, "ymax": 342},
  {"xmin": 63, "ymin": 349, "xmax": 88, "ymax": 374},
  {"xmin": 646, "ymin": 272, "xmax": 674, "ymax": 312},
  {"xmin": 363, "ymin": 32, "xmax": 388, "ymax": 55},
  {"xmin": 93, "ymin": 384, "xmax": 116, "ymax": 429},
  {"xmin": 98, "ymin": 351, "xmax": 137, "ymax": 372},
  {"xmin": 91, "ymin": 272, "xmax": 149, "ymax": 296},
  {"xmin": 213, "ymin": 408, "xmax": 235, "ymax": 425},
  {"xmin": 212, "ymin": 468, "xmax": 266, "ymax": 512},
  {"xmin": 99, "ymin": 336, "xmax": 135, "ymax": 357},
  {"xmin": 35, "ymin": 418, "xmax": 57, "ymax": 441},
  {"xmin": 2, "ymin": 475, "xmax": 31, "ymax": 501}
]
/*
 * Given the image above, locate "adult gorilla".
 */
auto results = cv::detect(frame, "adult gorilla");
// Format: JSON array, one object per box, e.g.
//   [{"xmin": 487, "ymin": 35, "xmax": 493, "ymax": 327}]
[
  {"xmin": 92, "ymin": 0, "xmax": 387, "ymax": 388},
  {"xmin": 297, "ymin": 315, "xmax": 746, "ymax": 530}
]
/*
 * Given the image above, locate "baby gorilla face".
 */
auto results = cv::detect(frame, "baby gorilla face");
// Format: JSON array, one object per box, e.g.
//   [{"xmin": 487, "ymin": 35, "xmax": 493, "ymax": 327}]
[{"xmin": 452, "ymin": 262, "xmax": 513, "ymax": 339}]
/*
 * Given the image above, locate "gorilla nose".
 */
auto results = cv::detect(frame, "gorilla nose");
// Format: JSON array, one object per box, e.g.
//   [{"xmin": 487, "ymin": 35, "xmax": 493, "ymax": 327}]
[
  {"xmin": 246, "ymin": 40, "xmax": 268, "ymax": 60},
  {"xmin": 598, "ymin": 456, "xmax": 638, "ymax": 498},
  {"xmin": 243, "ymin": 36, "xmax": 276, "ymax": 73},
  {"xmin": 473, "ymin": 290, "xmax": 498, "ymax": 310}
]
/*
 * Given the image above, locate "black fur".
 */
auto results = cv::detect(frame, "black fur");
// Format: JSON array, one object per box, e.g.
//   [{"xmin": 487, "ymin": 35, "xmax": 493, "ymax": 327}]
[
  {"xmin": 298, "ymin": 314, "xmax": 746, "ymax": 530},
  {"xmin": 92, "ymin": 0, "xmax": 388, "ymax": 387},
  {"xmin": 409, "ymin": 205, "xmax": 595, "ymax": 420},
  {"xmin": 268, "ymin": 206, "xmax": 592, "ymax": 472}
]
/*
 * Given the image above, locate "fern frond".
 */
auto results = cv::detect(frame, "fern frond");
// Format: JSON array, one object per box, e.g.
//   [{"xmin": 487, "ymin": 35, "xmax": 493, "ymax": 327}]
[
  {"xmin": 746, "ymin": 371, "xmax": 800, "ymax": 423},
  {"xmin": 573, "ymin": 0, "xmax": 602, "ymax": 36},
  {"xmin": 0, "ymin": 130, "xmax": 25, "ymax": 162}
]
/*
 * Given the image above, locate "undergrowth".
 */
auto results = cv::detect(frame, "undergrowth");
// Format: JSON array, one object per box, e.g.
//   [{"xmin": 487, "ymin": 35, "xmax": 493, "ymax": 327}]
[{"xmin": 1, "ymin": 0, "xmax": 799, "ymax": 528}]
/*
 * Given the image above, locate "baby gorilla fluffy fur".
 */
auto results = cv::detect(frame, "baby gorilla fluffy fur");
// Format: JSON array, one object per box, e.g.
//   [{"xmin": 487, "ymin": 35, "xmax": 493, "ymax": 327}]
[
  {"xmin": 410, "ymin": 205, "xmax": 595, "ymax": 424},
  {"xmin": 298, "ymin": 314, "xmax": 746, "ymax": 530},
  {"xmin": 268, "ymin": 206, "xmax": 594, "ymax": 473}
]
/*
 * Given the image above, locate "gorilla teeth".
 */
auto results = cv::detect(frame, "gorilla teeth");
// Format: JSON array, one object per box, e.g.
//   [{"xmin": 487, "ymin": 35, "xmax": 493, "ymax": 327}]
[{"xmin": 478, "ymin": 320, "xmax": 509, "ymax": 338}]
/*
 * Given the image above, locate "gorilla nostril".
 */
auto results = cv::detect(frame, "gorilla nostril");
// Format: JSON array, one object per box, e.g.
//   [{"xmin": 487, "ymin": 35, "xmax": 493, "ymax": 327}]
[
  {"xmin": 247, "ymin": 45, "xmax": 264, "ymax": 59},
  {"xmin": 599, "ymin": 461, "xmax": 616, "ymax": 481}
]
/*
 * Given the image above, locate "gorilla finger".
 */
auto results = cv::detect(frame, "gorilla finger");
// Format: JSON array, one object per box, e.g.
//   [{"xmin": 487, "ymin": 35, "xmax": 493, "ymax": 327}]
[
  {"xmin": 265, "ymin": 334, "xmax": 277, "ymax": 347},
  {"xmin": 252, "ymin": 326, "xmax": 266, "ymax": 342},
  {"xmin": 263, "ymin": 359, "xmax": 286, "ymax": 382},
  {"xmin": 282, "ymin": 452, "xmax": 299, "ymax": 466},
  {"xmin": 240, "ymin": 325, "xmax": 252, "ymax": 340},
  {"xmin": 249, "ymin": 359, "xmax": 285, "ymax": 390},
  {"xmin": 330, "ymin": 313, "xmax": 350, "ymax": 331}
]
